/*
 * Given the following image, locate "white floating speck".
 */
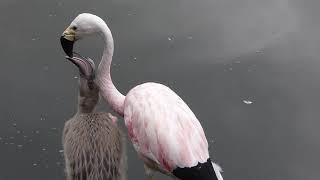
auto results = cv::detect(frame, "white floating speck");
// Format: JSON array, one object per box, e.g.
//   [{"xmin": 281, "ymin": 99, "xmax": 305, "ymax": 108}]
[
  {"xmin": 243, "ymin": 100, "xmax": 253, "ymax": 105},
  {"xmin": 17, "ymin": 130, "xmax": 21, "ymax": 134},
  {"xmin": 17, "ymin": 144, "xmax": 23, "ymax": 148},
  {"xmin": 255, "ymin": 50, "xmax": 263, "ymax": 54},
  {"xmin": 187, "ymin": 36, "xmax": 193, "ymax": 40},
  {"xmin": 168, "ymin": 37, "xmax": 172, "ymax": 41},
  {"xmin": 35, "ymin": 130, "xmax": 40, "ymax": 134},
  {"xmin": 59, "ymin": 150, "xmax": 64, "ymax": 153},
  {"xmin": 12, "ymin": 123, "xmax": 17, "ymax": 127},
  {"xmin": 74, "ymin": 76, "xmax": 78, "ymax": 79},
  {"xmin": 33, "ymin": 163, "xmax": 37, "ymax": 167},
  {"xmin": 42, "ymin": 148, "xmax": 47, "ymax": 151}
]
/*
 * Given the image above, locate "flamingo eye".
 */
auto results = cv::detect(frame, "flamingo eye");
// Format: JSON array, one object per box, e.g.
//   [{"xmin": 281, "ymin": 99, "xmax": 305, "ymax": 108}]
[{"xmin": 71, "ymin": 26, "xmax": 77, "ymax": 31}]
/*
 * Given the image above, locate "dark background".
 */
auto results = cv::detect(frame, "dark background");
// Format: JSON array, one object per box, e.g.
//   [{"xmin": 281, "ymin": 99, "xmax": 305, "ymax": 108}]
[{"xmin": 0, "ymin": 0, "xmax": 319, "ymax": 179}]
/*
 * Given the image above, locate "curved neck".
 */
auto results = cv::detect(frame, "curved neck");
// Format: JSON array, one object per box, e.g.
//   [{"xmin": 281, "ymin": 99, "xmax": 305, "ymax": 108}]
[{"xmin": 96, "ymin": 22, "xmax": 125, "ymax": 116}]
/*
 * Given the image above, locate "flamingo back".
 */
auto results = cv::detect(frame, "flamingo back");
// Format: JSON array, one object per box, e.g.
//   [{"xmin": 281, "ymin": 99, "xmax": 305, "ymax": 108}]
[{"xmin": 124, "ymin": 82, "xmax": 209, "ymax": 172}]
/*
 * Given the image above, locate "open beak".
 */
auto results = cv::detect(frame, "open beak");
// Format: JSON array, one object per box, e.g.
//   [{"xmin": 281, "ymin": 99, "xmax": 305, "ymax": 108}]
[
  {"xmin": 60, "ymin": 27, "xmax": 75, "ymax": 57},
  {"xmin": 65, "ymin": 56, "xmax": 96, "ymax": 80}
]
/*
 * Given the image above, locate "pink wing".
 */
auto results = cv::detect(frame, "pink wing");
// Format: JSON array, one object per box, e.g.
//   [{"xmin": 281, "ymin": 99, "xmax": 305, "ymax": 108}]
[{"xmin": 124, "ymin": 82, "xmax": 209, "ymax": 172}]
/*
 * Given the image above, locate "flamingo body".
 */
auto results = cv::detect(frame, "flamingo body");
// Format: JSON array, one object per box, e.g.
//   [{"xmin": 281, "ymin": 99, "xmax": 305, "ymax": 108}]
[
  {"xmin": 61, "ymin": 56, "xmax": 126, "ymax": 180},
  {"xmin": 63, "ymin": 112, "xmax": 125, "ymax": 180},
  {"xmin": 124, "ymin": 82, "xmax": 209, "ymax": 172}
]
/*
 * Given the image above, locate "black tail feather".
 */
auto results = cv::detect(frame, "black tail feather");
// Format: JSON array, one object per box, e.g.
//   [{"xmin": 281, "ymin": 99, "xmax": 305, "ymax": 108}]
[{"xmin": 172, "ymin": 158, "xmax": 220, "ymax": 180}]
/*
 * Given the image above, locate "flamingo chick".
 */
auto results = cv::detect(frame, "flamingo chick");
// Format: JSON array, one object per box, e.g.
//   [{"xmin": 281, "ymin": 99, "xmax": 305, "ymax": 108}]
[
  {"xmin": 60, "ymin": 13, "xmax": 223, "ymax": 180},
  {"xmin": 62, "ymin": 55, "xmax": 126, "ymax": 180}
]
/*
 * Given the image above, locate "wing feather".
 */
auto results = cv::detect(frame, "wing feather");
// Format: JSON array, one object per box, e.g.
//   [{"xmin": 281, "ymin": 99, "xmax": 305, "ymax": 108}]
[{"xmin": 124, "ymin": 83, "xmax": 209, "ymax": 172}]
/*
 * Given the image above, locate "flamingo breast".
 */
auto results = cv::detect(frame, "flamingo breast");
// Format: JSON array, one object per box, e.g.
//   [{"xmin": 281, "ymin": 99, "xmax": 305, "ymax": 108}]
[{"xmin": 124, "ymin": 82, "xmax": 209, "ymax": 172}]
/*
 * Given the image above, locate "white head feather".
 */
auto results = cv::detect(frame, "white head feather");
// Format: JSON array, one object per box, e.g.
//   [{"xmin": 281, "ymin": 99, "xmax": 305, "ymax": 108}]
[{"xmin": 69, "ymin": 13, "xmax": 107, "ymax": 40}]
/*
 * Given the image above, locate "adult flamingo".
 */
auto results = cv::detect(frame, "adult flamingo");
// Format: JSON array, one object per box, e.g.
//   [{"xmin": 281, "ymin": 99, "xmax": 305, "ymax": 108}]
[{"xmin": 60, "ymin": 13, "xmax": 223, "ymax": 180}]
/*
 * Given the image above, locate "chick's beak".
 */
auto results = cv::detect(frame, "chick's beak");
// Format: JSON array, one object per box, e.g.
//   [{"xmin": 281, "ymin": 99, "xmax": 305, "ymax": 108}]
[{"xmin": 60, "ymin": 27, "xmax": 75, "ymax": 57}]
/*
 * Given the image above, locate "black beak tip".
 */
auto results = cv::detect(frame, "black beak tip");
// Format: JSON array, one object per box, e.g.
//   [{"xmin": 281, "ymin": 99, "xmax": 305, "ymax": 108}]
[{"xmin": 60, "ymin": 36, "xmax": 74, "ymax": 57}]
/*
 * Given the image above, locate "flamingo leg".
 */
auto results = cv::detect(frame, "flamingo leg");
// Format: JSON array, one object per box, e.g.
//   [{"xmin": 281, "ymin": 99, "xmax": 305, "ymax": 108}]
[{"xmin": 144, "ymin": 164, "xmax": 155, "ymax": 180}]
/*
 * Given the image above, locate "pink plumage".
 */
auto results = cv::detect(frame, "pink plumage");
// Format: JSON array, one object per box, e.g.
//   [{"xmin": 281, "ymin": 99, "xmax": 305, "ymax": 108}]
[{"xmin": 124, "ymin": 82, "xmax": 209, "ymax": 171}]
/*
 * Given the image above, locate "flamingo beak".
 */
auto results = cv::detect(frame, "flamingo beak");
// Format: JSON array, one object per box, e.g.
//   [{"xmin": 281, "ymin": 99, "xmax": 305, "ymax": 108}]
[
  {"xmin": 60, "ymin": 27, "xmax": 75, "ymax": 57},
  {"xmin": 65, "ymin": 56, "xmax": 96, "ymax": 81}
]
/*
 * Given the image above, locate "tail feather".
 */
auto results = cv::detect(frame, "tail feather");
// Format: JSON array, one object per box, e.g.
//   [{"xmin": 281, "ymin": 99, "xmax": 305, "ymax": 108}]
[{"xmin": 172, "ymin": 158, "xmax": 223, "ymax": 180}]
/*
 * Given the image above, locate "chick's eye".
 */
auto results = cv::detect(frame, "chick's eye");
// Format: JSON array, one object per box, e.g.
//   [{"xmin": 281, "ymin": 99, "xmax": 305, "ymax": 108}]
[{"xmin": 71, "ymin": 26, "xmax": 77, "ymax": 31}]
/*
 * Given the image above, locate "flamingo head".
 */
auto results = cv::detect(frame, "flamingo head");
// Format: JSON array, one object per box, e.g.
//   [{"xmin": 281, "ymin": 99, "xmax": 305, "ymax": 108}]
[
  {"xmin": 60, "ymin": 13, "xmax": 105, "ymax": 57},
  {"xmin": 67, "ymin": 55, "xmax": 98, "ymax": 96}
]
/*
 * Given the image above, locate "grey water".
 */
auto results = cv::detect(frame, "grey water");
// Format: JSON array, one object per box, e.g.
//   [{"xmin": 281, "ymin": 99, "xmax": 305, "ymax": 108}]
[{"xmin": 0, "ymin": 0, "xmax": 320, "ymax": 179}]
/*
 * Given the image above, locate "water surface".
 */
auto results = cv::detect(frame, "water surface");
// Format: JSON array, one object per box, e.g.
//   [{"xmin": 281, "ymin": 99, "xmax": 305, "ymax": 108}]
[{"xmin": 0, "ymin": 0, "xmax": 319, "ymax": 179}]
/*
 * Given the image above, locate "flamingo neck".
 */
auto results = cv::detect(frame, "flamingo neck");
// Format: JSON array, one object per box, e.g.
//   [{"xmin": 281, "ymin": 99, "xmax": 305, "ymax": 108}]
[
  {"xmin": 96, "ymin": 22, "xmax": 125, "ymax": 116},
  {"xmin": 77, "ymin": 77, "xmax": 99, "ymax": 114}
]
